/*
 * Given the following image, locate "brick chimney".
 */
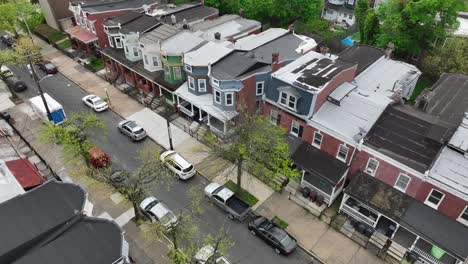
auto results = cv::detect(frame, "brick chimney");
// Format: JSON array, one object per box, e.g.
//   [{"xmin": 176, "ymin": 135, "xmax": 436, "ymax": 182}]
[
  {"xmin": 288, "ymin": 24, "xmax": 295, "ymax": 32},
  {"xmin": 239, "ymin": 8, "xmax": 245, "ymax": 18},
  {"xmin": 272, "ymin": 52, "xmax": 281, "ymax": 72},
  {"xmin": 385, "ymin": 42, "xmax": 395, "ymax": 59}
]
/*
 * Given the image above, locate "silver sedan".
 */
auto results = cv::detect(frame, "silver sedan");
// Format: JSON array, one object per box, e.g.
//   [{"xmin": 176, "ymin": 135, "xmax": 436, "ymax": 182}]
[{"xmin": 117, "ymin": 120, "xmax": 147, "ymax": 141}]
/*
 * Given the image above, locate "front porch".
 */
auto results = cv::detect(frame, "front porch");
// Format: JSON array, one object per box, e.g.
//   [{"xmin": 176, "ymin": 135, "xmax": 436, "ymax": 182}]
[{"xmin": 65, "ymin": 26, "xmax": 98, "ymax": 55}]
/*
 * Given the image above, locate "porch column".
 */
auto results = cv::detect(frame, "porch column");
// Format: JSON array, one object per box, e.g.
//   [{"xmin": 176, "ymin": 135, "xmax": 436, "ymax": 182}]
[
  {"xmin": 338, "ymin": 193, "xmax": 348, "ymax": 213},
  {"xmin": 207, "ymin": 114, "xmax": 211, "ymax": 125},
  {"xmin": 199, "ymin": 109, "xmax": 203, "ymax": 121},
  {"xmin": 85, "ymin": 43, "xmax": 91, "ymax": 54},
  {"xmin": 223, "ymin": 121, "xmax": 226, "ymax": 133},
  {"xmin": 132, "ymin": 71, "xmax": 138, "ymax": 88},
  {"xmin": 390, "ymin": 224, "xmax": 400, "ymax": 240},
  {"xmin": 409, "ymin": 236, "xmax": 420, "ymax": 251},
  {"xmin": 191, "ymin": 103, "xmax": 194, "ymax": 114},
  {"xmin": 176, "ymin": 95, "xmax": 180, "ymax": 106}
]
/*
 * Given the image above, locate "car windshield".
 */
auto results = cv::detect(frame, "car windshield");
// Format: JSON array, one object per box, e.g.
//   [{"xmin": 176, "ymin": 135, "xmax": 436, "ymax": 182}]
[
  {"xmin": 94, "ymin": 99, "xmax": 105, "ymax": 105},
  {"xmin": 134, "ymin": 128, "xmax": 144, "ymax": 134},
  {"xmin": 144, "ymin": 200, "xmax": 159, "ymax": 211},
  {"xmin": 279, "ymin": 233, "xmax": 293, "ymax": 247},
  {"xmin": 45, "ymin": 64, "xmax": 55, "ymax": 70},
  {"xmin": 182, "ymin": 165, "xmax": 194, "ymax": 173},
  {"xmin": 160, "ymin": 211, "xmax": 176, "ymax": 225}
]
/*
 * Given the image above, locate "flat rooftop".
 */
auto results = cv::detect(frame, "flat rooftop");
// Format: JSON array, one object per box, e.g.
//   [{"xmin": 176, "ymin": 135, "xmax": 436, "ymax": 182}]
[
  {"xmin": 161, "ymin": 31, "xmax": 206, "ymax": 54},
  {"xmin": 155, "ymin": 4, "xmax": 218, "ymax": 27},
  {"xmin": 139, "ymin": 23, "xmax": 180, "ymax": 46},
  {"xmin": 194, "ymin": 16, "xmax": 261, "ymax": 41},
  {"xmin": 72, "ymin": 0, "xmax": 154, "ymax": 13},
  {"xmin": 184, "ymin": 41, "xmax": 232, "ymax": 66}
]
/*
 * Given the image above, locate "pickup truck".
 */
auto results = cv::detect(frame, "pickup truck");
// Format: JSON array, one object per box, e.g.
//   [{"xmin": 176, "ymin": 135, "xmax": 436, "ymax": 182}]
[{"xmin": 204, "ymin": 182, "xmax": 252, "ymax": 221}]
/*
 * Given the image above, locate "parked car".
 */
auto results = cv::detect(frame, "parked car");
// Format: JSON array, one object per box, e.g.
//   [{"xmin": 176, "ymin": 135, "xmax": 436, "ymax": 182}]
[
  {"xmin": 194, "ymin": 245, "xmax": 231, "ymax": 264},
  {"xmin": 0, "ymin": 65, "xmax": 13, "ymax": 78},
  {"xmin": 117, "ymin": 120, "xmax": 147, "ymax": 141},
  {"xmin": 160, "ymin": 150, "xmax": 195, "ymax": 180},
  {"xmin": 82, "ymin": 94, "xmax": 108, "ymax": 112},
  {"xmin": 204, "ymin": 182, "xmax": 252, "ymax": 221},
  {"xmin": 248, "ymin": 216, "xmax": 297, "ymax": 255},
  {"xmin": 37, "ymin": 61, "xmax": 58, "ymax": 74},
  {"xmin": 139, "ymin": 196, "xmax": 178, "ymax": 229},
  {"xmin": 86, "ymin": 147, "xmax": 110, "ymax": 168},
  {"xmin": 1, "ymin": 66, "xmax": 27, "ymax": 92},
  {"xmin": 1, "ymin": 34, "xmax": 15, "ymax": 47},
  {"xmin": 109, "ymin": 170, "xmax": 130, "ymax": 189}
]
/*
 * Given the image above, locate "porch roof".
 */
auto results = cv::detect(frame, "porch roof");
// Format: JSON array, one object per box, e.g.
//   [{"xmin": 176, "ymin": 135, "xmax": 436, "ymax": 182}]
[
  {"xmin": 174, "ymin": 82, "xmax": 238, "ymax": 122},
  {"xmin": 345, "ymin": 172, "xmax": 468, "ymax": 260},
  {"xmin": 65, "ymin": 26, "xmax": 97, "ymax": 44},
  {"xmin": 288, "ymin": 136, "xmax": 348, "ymax": 185}
]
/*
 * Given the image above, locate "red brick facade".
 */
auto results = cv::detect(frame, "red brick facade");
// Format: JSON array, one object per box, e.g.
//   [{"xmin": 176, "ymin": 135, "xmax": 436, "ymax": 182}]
[{"xmin": 415, "ymin": 182, "xmax": 468, "ymax": 220}]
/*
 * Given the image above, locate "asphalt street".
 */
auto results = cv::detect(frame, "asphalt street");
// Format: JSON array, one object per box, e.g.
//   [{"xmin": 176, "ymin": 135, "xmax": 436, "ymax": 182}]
[{"xmin": 5, "ymin": 61, "xmax": 318, "ymax": 264}]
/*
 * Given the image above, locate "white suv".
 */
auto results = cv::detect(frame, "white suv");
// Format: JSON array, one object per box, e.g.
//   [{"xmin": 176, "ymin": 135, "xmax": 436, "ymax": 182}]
[{"xmin": 160, "ymin": 150, "xmax": 196, "ymax": 180}]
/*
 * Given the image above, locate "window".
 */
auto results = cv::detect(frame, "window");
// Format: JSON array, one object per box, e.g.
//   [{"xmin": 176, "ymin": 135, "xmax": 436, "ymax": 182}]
[
  {"xmin": 83, "ymin": 18, "xmax": 88, "ymax": 29},
  {"xmin": 312, "ymin": 131, "xmax": 322, "ymax": 148},
  {"xmin": 185, "ymin": 64, "xmax": 192, "ymax": 72},
  {"xmin": 256, "ymin": 81, "xmax": 264, "ymax": 95},
  {"xmin": 162, "ymin": 54, "xmax": 167, "ymax": 60},
  {"xmin": 152, "ymin": 57, "xmax": 159, "ymax": 67},
  {"xmin": 140, "ymin": 43, "xmax": 145, "ymax": 48},
  {"xmin": 108, "ymin": 36, "xmax": 114, "ymax": 47},
  {"xmin": 349, "ymin": 14, "xmax": 353, "ymax": 19},
  {"xmin": 198, "ymin": 79, "xmax": 206, "ymax": 92},
  {"xmin": 75, "ymin": 15, "xmax": 80, "ymax": 25},
  {"xmin": 188, "ymin": 76, "xmax": 195, "ymax": 90},
  {"xmin": 394, "ymin": 174, "xmax": 411, "ymax": 192},
  {"xmin": 424, "ymin": 189, "xmax": 444, "ymax": 209},
  {"xmin": 290, "ymin": 120, "xmax": 303, "ymax": 138},
  {"xmin": 124, "ymin": 45, "xmax": 129, "ymax": 54},
  {"xmin": 212, "ymin": 78, "xmax": 219, "ymax": 87},
  {"xmin": 174, "ymin": 67, "xmax": 182, "ymax": 79},
  {"xmin": 279, "ymin": 92, "xmax": 297, "ymax": 110},
  {"xmin": 133, "ymin": 47, "xmax": 139, "ymax": 57},
  {"xmin": 214, "ymin": 90, "xmax": 221, "ymax": 104},
  {"xmin": 225, "ymin": 92, "xmax": 234, "ymax": 106},
  {"xmin": 91, "ymin": 21, "xmax": 96, "ymax": 33},
  {"xmin": 143, "ymin": 55, "xmax": 149, "ymax": 65},
  {"xmin": 365, "ymin": 158, "xmax": 379, "ymax": 176},
  {"xmin": 115, "ymin": 37, "xmax": 122, "ymax": 48},
  {"xmin": 164, "ymin": 65, "xmax": 170, "ymax": 78},
  {"xmin": 269, "ymin": 109, "xmax": 281, "ymax": 125},
  {"xmin": 458, "ymin": 206, "xmax": 468, "ymax": 225},
  {"xmin": 336, "ymin": 144, "xmax": 348, "ymax": 162}
]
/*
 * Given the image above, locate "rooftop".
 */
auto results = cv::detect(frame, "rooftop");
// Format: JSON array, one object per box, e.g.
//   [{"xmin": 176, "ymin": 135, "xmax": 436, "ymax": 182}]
[
  {"xmin": 339, "ymin": 44, "xmax": 384, "ymax": 76},
  {"xmin": 72, "ymin": 0, "xmax": 155, "ymax": 13},
  {"xmin": 364, "ymin": 105, "xmax": 449, "ymax": 173},
  {"xmin": 161, "ymin": 31, "xmax": 206, "ymax": 55},
  {"xmin": 448, "ymin": 114, "xmax": 468, "ymax": 152},
  {"xmin": 116, "ymin": 13, "xmax": 160, "ymax": 35},
  {"xmin": 232, "ymin": 28, "xmax": 288, "ymax": 51},
  {"xmin": 191, "ymin": 14, "xmax": 240, "ymax": 31},
  {"xmin": 420, "ymin": 73, "xmax": 468, "ymax": 127},
  {"xmin": 139, "ymin": 23, "xmax": 180, "ymax": 46},
  {"xmin": 0, "ymin": 160, "xmax": 25, "ymax": 203},
  {"xmin": 155, "ymin": 4, "xmax": 218, "ymax": 27},
  {"xmin": 104, "ymin": 10, "xmax": 142, "ymax": 27},
  {"xmin": 5, "ymin": 158, "xmax": 45, "ymax": 189},
  {"xmin": 346, "ymin": 172, "xmax": 468, "ymax": 260},
  {"xmin": 193, "ymin": 16, "xmax": 261, "ymax": 41},
  {"xmin": 272, "ymin": 51, "xmax": 355, "ymax": 92},
  {"xmin": 184, "ymin": 42, "xmax": 232, "ymax": 66}
]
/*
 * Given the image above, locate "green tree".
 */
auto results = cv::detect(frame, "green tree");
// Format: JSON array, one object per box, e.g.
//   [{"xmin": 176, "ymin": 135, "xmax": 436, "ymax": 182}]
[
  {"xmin": 0, "ymin": 36, "xmax": 42, "ymax": 65},
  {"xmin": 376, "ymin": 0, "xmax": 463, "ymax": 55},
  {"xmin": 0, "ymin": 0, "xmax": 44, "ymax": 35},
  {"xmin": 205, "ymin": 109, "xmax": 300, "ymax": 193},
  {"xmin": 271, "ymin": 0, "xmax": 322, "ymax": 26},
  {"xmin": 355, "ymin": 0, "xmax": 370, "ymax": 41},
  {"xmin": 362, "ymin": 9, "xmax": 379, "ymax": 44}
]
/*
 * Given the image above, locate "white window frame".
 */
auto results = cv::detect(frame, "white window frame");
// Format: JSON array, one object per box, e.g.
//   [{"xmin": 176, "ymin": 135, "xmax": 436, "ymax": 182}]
[
  {"xmin": 115, "ymin": 37, "xmax": 122, "ymax": 48},
  {"xmin": 83, "ymin": 18, "xmax": 88, "ymax": 29},
  {"xmin": 198, "ymin": 79, "xmax": 206, "ymax": 92},
  {"xmin": 336, "ymin": 144, "xmax": 349, "ymax": 162},
  {"xmin": 143, "ymin": 55, "xmax": 149, "ymax": 65},
  {"xmin": 185, "ymin": 64, "xmax": 192, "ymax": 73},
  {"xmin": 132, "ymin": 47, "xmax": 139, "ymax": 57},
  {"xmin": 75, "ymin": 15, "xmax": 80, "ymax": 25},
  {"xmin": 140, "ymin": 43, "xmax": 145, "ymax": 48},
  {"xmin": 188, "ymin": 76, "xmax": 195, "ymax": 90},
  {"xmin": 364, "ymin": 158, "xmax": 379, "ymax": 176},
  {"xmin": 279, "ymin": 91, "xmax": 297, "ymax": 110},
  {"xmin": 124, "ymin": 44, "xmax": 129, "ymax": 54},
  {"xmin": 424, "ymin": 189, "xmax": 445, "ymax": 209},
  {"xmin": 214, "ymin": 90, "xmax": 221, "ymax": 104},
  {"xmin": 269, "ymin": 109, "xmax": 279, "ymax": 125},
  {"xmin": 174, "ymin": 67, "xmax": 182, "ymax": 79},
  {"xmin": 457, "ymin": 206, "xmax": 468, "ymax": 226},
  {"xmin": 394, "ymin": 173, "xmax": 411, "ymax": 192},
  {"xmin": 225, "ymin": 92, "xmax": 234, "ymax": 106},
  {"xmin": 91, "ymin": 21, "xmax": 96, "ymax": 33},
  {"xmin": 212, "ymin": 77, "xmax": 219, "ymax": 87},
  {"xmin": 290, "ymin": 120, "xmax": 301, "ymax": 137},
  {"xmin": 108, "ymin": 36, "xmax": 114, "ymax": 47},
  {"xmin": 256, "ymin": 81, "xmax": 264, "ymax": 96},
  {"xmin": 312, "ymin": 131, "xmax": 322, "ymax": 148},
  {"xmin": 152, "ymin": 57, "xmax": 159, "ymax": 67}
]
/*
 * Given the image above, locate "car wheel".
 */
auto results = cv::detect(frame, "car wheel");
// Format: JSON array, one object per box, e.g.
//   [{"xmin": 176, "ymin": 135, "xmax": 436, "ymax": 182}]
[
  {"xmin": 274, "ymin": 248, "xmax": 281, "ymax": 254},
  {"xmin": 228, "ymin": 214, "xmax": 235, "ymax": 220},
  {"xmin": 250, "ymin": 229, "xmax": 256, "ymax": 236}
]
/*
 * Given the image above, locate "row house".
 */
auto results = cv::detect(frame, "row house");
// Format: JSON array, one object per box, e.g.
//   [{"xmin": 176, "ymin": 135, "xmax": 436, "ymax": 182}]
[
  {"xmin": 322, "ymin": 0, "xmax": 388, "ymax": 27},
  {"xmin": 263, "ymin": 44, "xmax": 421, "ymax": 206},
  {"xmin": 174, "ymin": 28, "xmax": 317, "ymax": 136},
  {"xmin": 66, "ymin": 0, "xmax": 158, "ymax": 54}
]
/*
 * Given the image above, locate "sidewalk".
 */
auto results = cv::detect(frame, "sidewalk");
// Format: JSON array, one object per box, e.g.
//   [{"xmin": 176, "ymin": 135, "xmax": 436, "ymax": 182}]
[
  {"xmin": 35, "ymin": 35, "xmax": 387, "ymax": 264},
  {"xmin": 9, "ymin": 103, "xmax": 170, "ymax": 264}
]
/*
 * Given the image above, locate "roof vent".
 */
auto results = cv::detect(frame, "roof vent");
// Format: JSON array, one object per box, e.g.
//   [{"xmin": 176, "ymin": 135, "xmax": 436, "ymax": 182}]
[
  {"xmin": 182, "ymin": 19, "xmax": 188, "ymax": 29},
  {"xmin": 171, "ymin": 14, "xmax": 176, "ymax": 25},
  {"xmin": 214, "ymin": 32, "xmax": 221, "ymax": 40}
]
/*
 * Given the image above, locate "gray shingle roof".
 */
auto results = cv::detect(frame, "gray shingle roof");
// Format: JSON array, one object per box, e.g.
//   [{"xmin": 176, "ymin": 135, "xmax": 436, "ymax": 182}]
[
  {"xmin": 140, "ymin": 23, "xmax": 180, "ymax": 45},
  {"xmin": 73, "ymin": 0, "xmax": 155, "ymax": 13},
  {"xmin": 339, "ymin": 44, "xmax": 384, "ymax": 76}
]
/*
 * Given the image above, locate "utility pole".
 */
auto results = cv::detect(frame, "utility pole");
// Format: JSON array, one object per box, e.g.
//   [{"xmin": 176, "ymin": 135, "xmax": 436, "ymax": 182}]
[{"xmin": 166, "ymin": 118, "xmax": 174, "ymax": 150}]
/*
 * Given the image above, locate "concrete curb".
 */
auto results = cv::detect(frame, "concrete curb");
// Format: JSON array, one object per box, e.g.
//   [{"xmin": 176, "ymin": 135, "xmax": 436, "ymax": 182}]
[{"xmin": 297, "ymin": 242, "xmax": 325, "ymax": 264}]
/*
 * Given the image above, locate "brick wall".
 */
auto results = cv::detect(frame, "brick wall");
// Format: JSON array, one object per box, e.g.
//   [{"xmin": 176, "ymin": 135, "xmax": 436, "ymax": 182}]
[{"xmin": 415, "ymin": 182, "xmax": 468, "ymax": 220}]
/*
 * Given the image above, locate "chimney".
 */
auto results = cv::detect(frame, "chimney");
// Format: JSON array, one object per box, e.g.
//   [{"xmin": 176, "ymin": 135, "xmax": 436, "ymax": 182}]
[
  {"xmin": 171, "ymin": 14, "xmax": 176, "ymax": 25},
  {"xmin": 239, "ymin": 8, "xmax": 245, "ymax": 18},
  {"xmin": 228, "ymin": 36, "xmax": 236, "ymax": 43},
  {"xmin": 272, "ymin": 52, "xmax": 281, "ymax": 72},
  {"xmin": 385, "ymin": 42, "xmax": 395, "ymax": 59},
  {"xmin": 288, "ymin": 24, "xmax": 295, "ymax": 32},
  {"xmin": 182, "ymin": 19, "xmax": 189, "ymax": 29},
  {"xmin": 214, "ymin": 32, "xmax": 221, "ymax": 41},
  {"xmin": 319, "ymin": 46, "xmax": 329, "ymax": 55}
]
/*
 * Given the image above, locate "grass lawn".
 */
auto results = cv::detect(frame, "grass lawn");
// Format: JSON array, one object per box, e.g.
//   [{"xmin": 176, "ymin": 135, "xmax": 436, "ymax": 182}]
[
  {"xmin": 57, "ymin": 39, "xmax": 71, "ymax": 50},
  {"xmin": 272, "ymin": 216, "xmax": 289, "ymax": 229},
  {"xmin": 224, "ymin": 180, "xmax": 259, "ymax": 207},
  {"xmin": 85, "ymin": 56, "xmax": 105, "ymax": 72},
  {"xmin": 48, "ymin": 32, "xmax": 67, "ymax": 43},
  {"xmin": 409, "ymin": 78, "xmax": 433, "ymax": 104}
]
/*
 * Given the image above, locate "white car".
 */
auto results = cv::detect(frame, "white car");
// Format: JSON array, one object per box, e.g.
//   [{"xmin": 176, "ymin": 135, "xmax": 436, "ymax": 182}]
[
  {"xmin": 82, "ymin": 94, "xmax": 108, "ymax": 112},
  {"xmin": 0, "ymin": 65, "xmax": 14, "ymax": 78},
  {"xmin": 139, "ymin": 196, "xmax": 178, "ymax": 229},
  {"xmin": 194, "ymin": 245, "xmax": 231, "ymax": 264},
  {"xmin": 160, "ymin": 150, "xmax": 196, "ymax": 180}
]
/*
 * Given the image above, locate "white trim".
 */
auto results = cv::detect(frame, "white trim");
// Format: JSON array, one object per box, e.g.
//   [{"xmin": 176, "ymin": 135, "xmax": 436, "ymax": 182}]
[
  {"xmin": 424, "ymin": 189, "xmax": 445, "ymax": 209},
  {"xmin": 256, "ymin": 81, "xmax": 264, "ymax": 96},
  {"xmin": 115, "ymin": 37, "xmax": 123, "ymax": 48},
  {"xmin": 394, "ymin": 173, "xmax": 411, "ymax": 193},
  {"xmin": 91, "ymin": 20, "xmax": 96, "ymax": 33},
  {"xmin": 132, "ymin": 47, "xmax": 139, "ymax": 57},
  {"xmin": 364, "ymin": 158, "xmax": 379, "ymax": 176},
  {"xmin": 225, "ymin": 92, "xmax": 234, "ymax": 106},
  {"xmin": 152, "ymin": 56, "xmax": 159, "ymax": 67},
  {"xmin": 457, "ymin": 206, "xmax": 468, "ymax": 226},
  {"xmin": 336, "ymin": 144, "xmax": 349, "ymax": 162},
  {"xmin": 143, "ymin": 54, "xmax": 149, "ymax": 65},
  {"xmin": 214, "ymin": 89, "xmax": 221, "ymax": 104},
  {"xmin": 124, "ymin": 44, "xmax": 129, "ymax": 54},
  {"xmin": 198, "ymin": 79, "xmax": 206, "ymax": 92},
  {"xmin": 312, "ymin": 131, "xmax": 322, "ymax": 148},
  {"xmin": 174, "ymin": 67, "xmax": 182, "ymax": 79},
  {"xmin": 290, "ymin": 120, "xmax": 301, "ymax": 137},
  {"xmin": 269, "ymin": 109, "xmax": 279, "ymax": 125},
  {"xmin": 279, "ymin": 91, "xmax": 297, "ymax": 111},
  {"xmin": 108, "ymin": 36, "xmax": 114, "ymax": 47},
  {"xmin": 185, "ymin": 64, "xmax": 192, "ymax": 73},
  {"xmin": 211, "ymin": 77, "xmax": 220, "ymax": 87},
  {"xmin": 188, "ymin": 76, "xmax": 195, "ymax": 90}
]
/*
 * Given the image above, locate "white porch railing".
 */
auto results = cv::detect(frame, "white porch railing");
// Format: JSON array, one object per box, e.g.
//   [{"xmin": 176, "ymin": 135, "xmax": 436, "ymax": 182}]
[
  {"xmin": 300, "ymin": 180, "xmax": 331, "ymax": 204},
  {"xmin": 178, "ymin": 105, "xmax": 194, "ymax": 117},
  {"xmin": 412, "ymin": 247, "xmax": 445, "ymax": 264},
  {"xmin": 341, "ymin": 203, "xmax": 376, "ymax": 227}
]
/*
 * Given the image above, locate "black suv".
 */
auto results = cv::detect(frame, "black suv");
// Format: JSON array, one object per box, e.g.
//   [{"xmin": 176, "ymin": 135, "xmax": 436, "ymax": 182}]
[{"xmin": 248, "ymin": 216, "xmax": 297, "ymax": 255}]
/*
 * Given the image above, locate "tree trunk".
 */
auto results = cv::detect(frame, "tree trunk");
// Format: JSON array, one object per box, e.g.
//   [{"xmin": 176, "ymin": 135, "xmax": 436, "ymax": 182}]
[
  {"xmin": 132, "ymin": 201, "xmax": 143, "ymax": 222},
  {"xmin": 171, "ymin": 230, "xmax": 178, "ymax": 250},
  {"xmin": 236, "ymin": 159, "xmax": 243, "ymax": 193}
]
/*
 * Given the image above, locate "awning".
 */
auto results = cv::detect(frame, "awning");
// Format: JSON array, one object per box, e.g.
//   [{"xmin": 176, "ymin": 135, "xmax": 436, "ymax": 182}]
[
  {"xmin": 6, "ymin": 158, "xmax": 45, "ymax": 189},
  {"xmin": 66, "ymin": 26, "xmax": 98, "ymax": 44}
]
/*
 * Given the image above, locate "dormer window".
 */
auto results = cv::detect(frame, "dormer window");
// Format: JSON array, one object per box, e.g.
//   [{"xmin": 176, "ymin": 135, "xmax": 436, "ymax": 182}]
[
  {"xmin": 140, "ymin": 43, "xmax": 145, "ymax": 48},
  {"xmin": 185, "ymin": 64, "xmax": 192, "ymax": 73},
  {"xmin": 115, "ymin": 37, "xmax": 122, "ymax": 48},
  {"xmin": 279, "ymin": 91, "xmax": 297, "ymax": 110},
  {"xmin": 198, "ymin": 79, "xmax": 206, "ymax": 92},
  {"xmin": 212, "ymin": 78, "xmax": 219, "ymax": 87},
  {"xmin": 91, "ymin": 21, "xmax": 96, "ymax": 33},
  {"xmin": 188, "ymin": 76, "xmax": 195, "ymax": 90}
]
